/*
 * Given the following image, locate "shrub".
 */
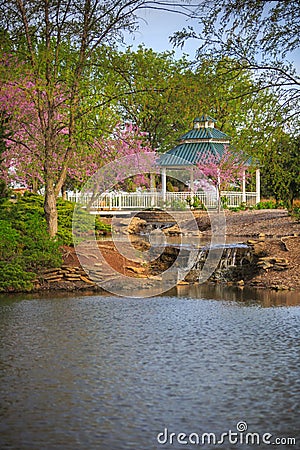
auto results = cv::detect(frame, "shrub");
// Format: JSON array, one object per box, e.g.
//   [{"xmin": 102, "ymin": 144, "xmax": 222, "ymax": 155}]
[
  {"xmin": 290, "ymin": 206, "xmax": 300, "ymax": 222},
  {"xmin": 58, "ymin": 198, "xmax": 111, "ymax": 245},
  {"xmin": 0, "ymin": 261, "xmax": 35, "ymax": 292},
  {"xmin": 0, "ymin": 195, "xmax": 62, "ymax": 291},
  {"xmin": 254, "ymin": 200, "xmax": 285, "ymax": 210}
]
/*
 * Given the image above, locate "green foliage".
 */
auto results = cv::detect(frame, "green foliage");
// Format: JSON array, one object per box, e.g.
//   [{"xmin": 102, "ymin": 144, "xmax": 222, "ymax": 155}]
[
  {"xmin": 290, "ymin": 207, "xmax": 300, "ymax": 222},
  {"xmin": 166, "ymin": 181, "xmax": 174, "ymax": 192},
  {"xmin": 169, "ymin": 199, "xmax": 188, "ymax": 210},
  {"xmin": 172, "ymin": 1, "xmax": 300, "ymax": 128},
  {"xmin": 259, "ymin": 133, "xmax": 300, "ymax": 207},
  {"xmin": 0, "ymin": 195, "xmax": 62, "ymax": 291},
  {"xmin": 229, "ymin": 202, "xmax": 250, "ymax": 212},
  {"xmin": 57, "ymin": 198, "xmax": 76, "ymax": 246},
  {"xmin": 0, "ymin": 194, "xmax": 112, "ymax": 291},
  {"xmin": 186, "ymin": 196, "xmax": 207, "ymax": 210},
  {"xmin": 254, "ymin": 200, "xmax": 283, "ymax": 210},
  {"xmin": 220, "ymin": 196, "xmax": 228, "ymax": 209},
  {"xmin": 0, "ymin": 261, "xmax": 35, "ymax": 292},
  {"xmin": 192, "ymin": 197, "xmax": 206, "ymax": 210},
  {"xmin": 71, "ymin": 201, "xmax": 111, "ymax": 245},
  {"xmin": 57, "ymin": 197, "xmax": 111, "ymax": 245}
]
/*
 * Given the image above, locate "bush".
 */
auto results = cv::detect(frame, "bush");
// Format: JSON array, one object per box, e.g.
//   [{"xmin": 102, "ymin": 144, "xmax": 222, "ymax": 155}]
[
  {"xmin": 58, "ymin": 197, "xmax": 111, "ymax": 245},
  {"xmin": 0, "ymin": 195, "xmax": 62, "ymax": 292},
  {"xmin": 254, "ymin": 200, "xmax": 285, "ymax": 209},
  {"xmin": 0, "ymin": 261, "xmax": 35, "ymax": 292},
  {"xmin": 290, "ymin": 206, "xmax": 300, "ymax": 222}
]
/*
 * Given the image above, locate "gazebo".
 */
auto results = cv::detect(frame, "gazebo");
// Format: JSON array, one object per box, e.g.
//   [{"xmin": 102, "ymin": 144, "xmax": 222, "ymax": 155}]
[
  {"xmin": 67, "ymin": 115, "xmax": 260, "ymax": 211},
  {"xmin": 158, "ymin": 115, "xmax": 260, "ymax": 207}
]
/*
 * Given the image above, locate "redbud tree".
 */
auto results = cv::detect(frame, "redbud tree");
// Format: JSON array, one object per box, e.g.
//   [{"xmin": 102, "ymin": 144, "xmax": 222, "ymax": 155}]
[{"xmin": 197, "ymin": 148, "xmax": 249, "ymax": 211}]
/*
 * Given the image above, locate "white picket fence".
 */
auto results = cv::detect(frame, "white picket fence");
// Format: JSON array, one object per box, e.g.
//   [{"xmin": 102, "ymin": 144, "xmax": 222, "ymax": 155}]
[{"xmin": 67, "ymin": 190, "xmax": 257, "ymax": 210}]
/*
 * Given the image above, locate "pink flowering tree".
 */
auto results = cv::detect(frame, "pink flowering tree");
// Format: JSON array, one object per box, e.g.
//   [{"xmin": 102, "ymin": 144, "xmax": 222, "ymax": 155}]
[
  {"xmin": 0, "ymin": 55, "xmax": 156, "ymax": 235},
  {"xmin": 1, "ymin": 77, "xmax": 155, "ymax": 190},
  {"xmin": 67, "ymin": 122, "xmax": 156, "ymax": 188},
  {"xmin": 0, "ymin": 71, "xmax": 69, "ymax": 191},
  {"xmin": 197, "ymin": 148, "xmax": 249, "ymax": 212}
]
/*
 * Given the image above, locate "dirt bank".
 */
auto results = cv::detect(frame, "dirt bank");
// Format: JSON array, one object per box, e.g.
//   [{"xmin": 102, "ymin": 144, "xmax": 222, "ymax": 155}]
[{"xmin": 222, "ymin": 209, "xmax": 299, "ymax": 238}]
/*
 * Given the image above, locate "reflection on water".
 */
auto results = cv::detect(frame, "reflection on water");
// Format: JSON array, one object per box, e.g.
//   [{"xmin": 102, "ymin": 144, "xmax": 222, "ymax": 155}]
[
  {"xmin": 0, "ymin": 286, "xmax": 299, "ymax": 450},
  {"xmin": 173, "ymin": 283, "xmax": 300, "ymax": 308}
]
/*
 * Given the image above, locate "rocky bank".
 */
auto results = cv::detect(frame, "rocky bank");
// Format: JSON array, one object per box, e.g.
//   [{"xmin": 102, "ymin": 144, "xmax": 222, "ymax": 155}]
[{"xmin": 34, "ymin": 209, "xmax": 299, "ymax": 293}]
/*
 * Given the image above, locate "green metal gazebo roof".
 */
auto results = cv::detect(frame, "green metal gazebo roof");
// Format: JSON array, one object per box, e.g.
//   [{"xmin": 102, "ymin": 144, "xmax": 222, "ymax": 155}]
[
  {"xmin": 159, "ymin": 142, "xmax": 227, "ymax": 167},
  {"xmin": 158, "ymin": 115, "xmax": 231, "ymax": 168},
  {"xmin": 194, "ymin": 115, "xmax": 217, "ymax": 123},
  {"xmin": 180, "ymin": 127, "xmax": 230, "ymax": 141}
]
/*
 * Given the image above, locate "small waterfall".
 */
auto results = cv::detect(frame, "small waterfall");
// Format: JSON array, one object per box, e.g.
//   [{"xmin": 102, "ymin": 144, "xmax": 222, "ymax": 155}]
[
  {"xmin": 187, "ymin": 243, "xmax": 251, "ymax": 280},
  {"xmin": 220, "ymin": 247, "xmax": 238, "ymax": 269},
  {"xmin": 187, "ymin": 248, "xmax": 207, "ymax": 270},
  {"xmin": 150, "ymin": 242, "xmax": 252, "ymax": 283}
]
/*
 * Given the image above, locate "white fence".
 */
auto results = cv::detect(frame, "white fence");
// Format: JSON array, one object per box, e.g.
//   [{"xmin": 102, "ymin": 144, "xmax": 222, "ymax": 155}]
[{"xmin": 67, "ymin": 190, "xmax": 257, "ymax": 210}]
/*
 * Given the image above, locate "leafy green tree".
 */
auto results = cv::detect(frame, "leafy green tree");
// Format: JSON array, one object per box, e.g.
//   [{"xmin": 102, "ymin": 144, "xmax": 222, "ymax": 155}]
[
  {"xmin": 0, "ymin": 111, "xmax": 9, "ymax": 201},
  {"xmin": 110, "ymin": 48, "xmax": 281, "ymax": 160},
  {"xmin": 260, "ymin": 131, "xmax": 300, "ymax": 207},
  {"xmin": 0, "ymin": 0, "xmax": 149, "ymax": 237},
  {"xmin": 171, "ymin": 0, "xmax": 300, "ymax": 129},
  {"xmin": 108, "ymin": 46, "xmax": 199, "ymax": 152}
]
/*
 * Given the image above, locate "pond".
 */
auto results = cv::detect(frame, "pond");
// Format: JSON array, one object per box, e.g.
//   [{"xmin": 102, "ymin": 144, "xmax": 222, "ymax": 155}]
[{"xmin": 0, "ymin": 285, "xmax": 299, "ymax": 449}]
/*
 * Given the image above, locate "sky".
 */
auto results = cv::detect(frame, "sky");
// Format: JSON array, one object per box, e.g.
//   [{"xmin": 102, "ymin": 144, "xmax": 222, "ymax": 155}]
[
  {"xmin": 122, "ymin": 7, "xmax": 300, "ymax": 71},
  {"xmin": 122, "ymin": 8, "xmax": 200, "ymax": 59}
]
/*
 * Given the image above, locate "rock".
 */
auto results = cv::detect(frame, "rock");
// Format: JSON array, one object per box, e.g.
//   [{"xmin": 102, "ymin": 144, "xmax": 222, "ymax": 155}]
[
  {"xmin": 274, "ymin": 258, "xmax": 289, "ymax": 264},
  {"xmin": 257, "ymin": 255, "xmax": 289, "ymax": 272},
  {"xmin": 272, "ymin": 284, "xmax": 290, "ymax": 291},
  {"xmin": 125, "ymin": 265, "xmax": 145, "ymax": 274},
  {"xmin": 127, "ymin": 217, "xmax": 147, "ymax": 234},
  {"xmin": 252, "ymin": 242, "xmax": 266, "ymax": 256},
  {"xmin": 163, "ymin": 224, "xmax": 182, "ymax": 235},
  {"xmin": 43, "ymin": 273, "xmax": 63, "ymax": 280},
  {"xmin": 80, "ymin": 275, "xmax": 95, "ymax": 284},
  {"xmin": 273, "ymin": 264, "xmax": 289, "ymax": 271},
  {"xmin": 130, "ymin": 238, "xmax": 151, "ymax": 252},
  {"xmin": 46, "ymin": 277, "xmax": 64, "ymax": 283},
  {"xmin": 195, "ymin": 216, "xmax": 211, "ymax": 231}
]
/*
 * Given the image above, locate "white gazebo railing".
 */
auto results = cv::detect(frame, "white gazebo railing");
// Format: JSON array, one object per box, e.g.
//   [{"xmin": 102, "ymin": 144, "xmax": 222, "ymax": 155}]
[{"xmin": 67, "ymin": 190, "xmax": 257, "ymax": 211}]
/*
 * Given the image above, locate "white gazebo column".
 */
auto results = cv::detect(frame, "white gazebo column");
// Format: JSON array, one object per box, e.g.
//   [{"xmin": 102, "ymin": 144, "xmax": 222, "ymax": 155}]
[
  {"xmin": 150, "ymin": 172, "xmax": 156, "ymax": 207},
  {"xmin": 161, "ymin": 167, "xmax": 167, "ymax": 203},
  {"xmin": 256, "ymin": 168, "xmax": 261, "ymax": 204},
  {"xmin": 190, "ymin": 168, "xmax": 194, "ymax": 204},
  {"xmin": 242, "ymin": 170, "xmax": 246, "ymax": 203}
]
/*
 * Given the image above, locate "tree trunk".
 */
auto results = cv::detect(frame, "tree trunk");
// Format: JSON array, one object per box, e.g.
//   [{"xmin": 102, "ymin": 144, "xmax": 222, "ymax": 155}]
[
  {"xmin": 61, "ymin": 184, "xmax": 67, "ymax": 200},
  {"xmin": 32, "ymin": 177, "xmax": 38, "ymax": 193},
  {"xmin": 44, "ymin": 179, "xmax": 58, "ymax": 238}
]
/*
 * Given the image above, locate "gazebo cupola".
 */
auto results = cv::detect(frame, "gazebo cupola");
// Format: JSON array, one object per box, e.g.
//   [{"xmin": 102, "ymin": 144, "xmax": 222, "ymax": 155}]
[{"xmin": 193, "ymin": 115, "xmax": 216, "ymax": 129}]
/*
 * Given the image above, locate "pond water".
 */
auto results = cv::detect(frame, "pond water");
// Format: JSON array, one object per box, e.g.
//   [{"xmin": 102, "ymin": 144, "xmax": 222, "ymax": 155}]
[{"xmin": 0, "ymin": 285, "xmax": 299, "ymax": 450}]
